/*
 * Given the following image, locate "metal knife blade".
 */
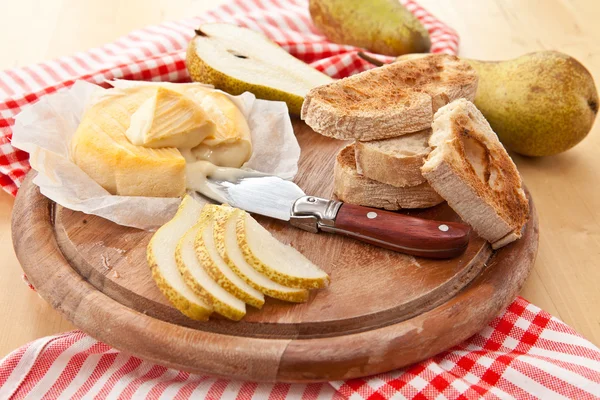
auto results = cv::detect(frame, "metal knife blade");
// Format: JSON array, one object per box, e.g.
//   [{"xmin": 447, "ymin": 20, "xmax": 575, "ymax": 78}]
[{"xmin": 200, "ymin": 172, "xmax": 305, "ymax": 221}]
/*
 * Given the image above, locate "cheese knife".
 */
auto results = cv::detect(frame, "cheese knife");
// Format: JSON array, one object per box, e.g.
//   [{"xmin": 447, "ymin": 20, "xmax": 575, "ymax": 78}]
[{"xmin": 192, "ymin": 169, "xmax": 471, "ymax": 259}]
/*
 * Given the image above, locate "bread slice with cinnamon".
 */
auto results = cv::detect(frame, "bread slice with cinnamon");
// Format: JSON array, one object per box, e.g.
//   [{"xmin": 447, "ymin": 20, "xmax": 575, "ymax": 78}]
[
  {"xmin": 421, "ymin": 99, "xmax": 529, "ymax": 249},
  {"xmin": 335, "ymin": 143, "xmax": 444, "ymax": 210},
  {"xmin": 301, "ymin": 54, "xmax": 478, "ymax": 141},
  {"xmin": 355, "ymin": 129, "xmax": 431, "ymax": 187}
]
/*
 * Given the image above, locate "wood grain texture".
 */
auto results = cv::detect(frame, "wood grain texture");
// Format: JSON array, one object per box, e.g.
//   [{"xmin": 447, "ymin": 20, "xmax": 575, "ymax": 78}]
[
  {"xmin": 51, "ymin": 123, "xmax": 491, "ymax": 337},
  {"xmin": 333, "ymin": 203, "xmax": 471, "ymax": 258},
  {"xmin": 12, "ymin": 119, "xmax": 538, "ymax": 381}
]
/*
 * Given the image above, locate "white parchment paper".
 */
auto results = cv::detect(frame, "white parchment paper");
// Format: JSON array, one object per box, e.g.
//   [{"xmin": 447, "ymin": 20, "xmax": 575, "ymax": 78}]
[{"xmin": 11, "ymin": 80, "xmax": 300, "ymax": 230}]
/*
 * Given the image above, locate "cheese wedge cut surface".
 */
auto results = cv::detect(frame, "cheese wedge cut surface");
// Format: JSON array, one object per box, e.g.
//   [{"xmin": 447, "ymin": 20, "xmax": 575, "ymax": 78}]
[
  {"xmin": 176, "ymin": 207, "xmax": 246, "ymax": 321},
  {"xmin": 147, "ymin": 195, "xmax": 212, "ymax": 320},
  {"xmin": 236, "ymin": 211, "xmax": 330, "ymax": 289},
  {"xmin": 185, "ymin": 90, "xmax": 252, "ymax": 168},
  {"xmin": 71, "ymin": 86, "xmax": 186, "ymax": 197},
  {"xmin": 216, "ymin": 209, "xmax": 309, "ymax": 302},
  {"xmin": 114, "ymin": 82, "xmax": 253, "ymax": 168},
  {"xmin": 126, "ymin": 86, "xmax": 212, "ymax": 149},
  {"xmin": 194, "ymin": 206, "xmax": 264, "ymax": 309}
]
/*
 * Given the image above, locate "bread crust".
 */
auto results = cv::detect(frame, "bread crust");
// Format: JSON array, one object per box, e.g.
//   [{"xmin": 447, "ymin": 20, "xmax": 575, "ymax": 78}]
[
  {"xmin": 302, "ymin": 54, "xmax": 478, "ymax": 141},
  {"xmin": 335, "ymin": 144, "xmax": 444, "ymax": 210},
  {"xmin": 355, "ymin": 129, "xmax": 431, "ymax": 187},
  {"xmin": 421, "ymin": 99, "xmax": 529, "ymax": 248}
]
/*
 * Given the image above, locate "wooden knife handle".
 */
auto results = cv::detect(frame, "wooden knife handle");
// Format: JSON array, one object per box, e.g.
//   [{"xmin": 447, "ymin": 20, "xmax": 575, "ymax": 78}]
[{"xmin": 330, "ymin": 204, "xmax": 471, "ymax": 259}]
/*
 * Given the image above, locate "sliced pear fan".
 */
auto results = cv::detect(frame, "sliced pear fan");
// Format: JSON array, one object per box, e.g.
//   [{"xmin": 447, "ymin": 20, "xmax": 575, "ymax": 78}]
[
  {"xmin": 235, "ymin": 210, "xmax": 330, "ymax": 289},
  {"xmin": 194, "ymin": 206, "xmax": 265, "ymax": 309},
  {"xmin": 176, "ymin": 207, "xmax": 246, "ymax": 321},
  {"xmin": 147, "ymin": 196, "xmax": 212, "ymax": 320},
  {"xmin": 215, "ymin": 209, "xmax": 309, "ymax": 302},
  {"xmin": 186, "ymin": 23, "xmax": 334, "ymax": 114}
]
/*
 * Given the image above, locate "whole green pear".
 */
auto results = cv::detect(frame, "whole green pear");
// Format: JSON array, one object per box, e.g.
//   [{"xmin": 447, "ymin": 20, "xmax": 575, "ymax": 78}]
[
  {"xmin": 309, "ymin": 0, "xmax": 430, "ymax": 56},
  {"xmin": 467, "ymin": 51, "xmax": 598, "ymax": 156}
]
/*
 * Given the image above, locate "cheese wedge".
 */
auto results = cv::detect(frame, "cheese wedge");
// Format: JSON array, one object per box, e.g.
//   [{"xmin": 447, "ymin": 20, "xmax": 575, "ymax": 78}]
[
  {"xmin": 176, "ymin": 207, "xmax": 246, "ymax": 321},
  {"xmin": 147, "ymin": 195, "xmax": 212, "ymax": 320},
  {"xmin": 216, "ymin": 209, "xmax": 309, "ymax": 302},
  {"xmin": 110, "ymin": 81, "xmax": 253, "ymax": 168},
  {"xmin": 235, "ymin": 210, "xmax": 330, "ymax": 289},
  {"xmin": 194, "ymin": 206, "xmax": 265, "ymax": 308},
  {"xmin": 71, "ymin": 86, "xmax": 186, "ymax": 197},
  {"xmin": 126, "ymin": 86, "xmax": 213, "ymax": 149}
]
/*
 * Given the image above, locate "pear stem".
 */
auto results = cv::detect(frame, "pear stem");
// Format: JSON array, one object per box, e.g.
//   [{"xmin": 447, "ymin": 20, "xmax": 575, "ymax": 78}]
[{"xmin": 357, "ymin": 52, "xmax": 386, "ymax": 67}]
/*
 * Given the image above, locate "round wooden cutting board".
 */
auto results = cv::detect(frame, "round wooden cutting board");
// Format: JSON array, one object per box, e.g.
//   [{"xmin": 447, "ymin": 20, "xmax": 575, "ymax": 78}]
[{"xmin": 12, "ymin": 120, "xmax": 538, "ymax": 382}]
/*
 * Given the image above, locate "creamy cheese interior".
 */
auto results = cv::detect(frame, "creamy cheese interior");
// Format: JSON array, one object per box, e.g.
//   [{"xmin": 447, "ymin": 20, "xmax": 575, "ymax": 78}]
[
  {"xmin": 122, "ymin": 84, "xmax": 253, "ymax": 168},
  {"xmin": 185, "ymin": 160, "xmax": 266, "ymax": 204},
  {"xmin": 71, "ymin": 83, "xmax": 254, "ymax": 198}
]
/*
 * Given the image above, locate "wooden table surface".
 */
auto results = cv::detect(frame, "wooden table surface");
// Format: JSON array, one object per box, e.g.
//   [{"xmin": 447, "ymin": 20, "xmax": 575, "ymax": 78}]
[{"xmin": 1, "ymin": 0, "xmax": 599, "ymax": 359}]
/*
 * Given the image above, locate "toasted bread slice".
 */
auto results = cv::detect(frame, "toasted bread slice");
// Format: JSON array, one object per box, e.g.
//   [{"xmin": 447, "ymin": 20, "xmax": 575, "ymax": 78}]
[
  {"xmin": 301, "ymin": 54, "xmax": 478, "ymax": 141},
  {"xmin": 355, "ymin": 129, "xmax": 431, "ymax": 187},
  {"xmin": 421, "ymin": 99, "xmax": 529, "ymax": 249},
  {"xmin": 393, "ymin": 54, "xmax": 478, "ymax": 112},
  {"xmin": 335, "ymin": 143, "xmax": 444, "ymax": 210}
]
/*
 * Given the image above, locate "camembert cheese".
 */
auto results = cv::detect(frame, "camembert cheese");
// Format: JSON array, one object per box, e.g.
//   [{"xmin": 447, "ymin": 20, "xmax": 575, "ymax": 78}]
[
  {"xmin": 71, "ymin": 83, "xmax": 254, "ymax": 198},
  {"xmin": 71, "ymin": 86, "xmax": 187, "ymax": 197}
]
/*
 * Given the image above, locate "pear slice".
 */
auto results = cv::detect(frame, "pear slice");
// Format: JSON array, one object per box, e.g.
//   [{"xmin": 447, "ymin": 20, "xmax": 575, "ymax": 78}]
[
  {"xmin": 147, "ymin": 196, "xmax": 212, "ymax": 320},
  {"xmin": 176, "ymin": 207, "xmax": 246, "ymax": 321},
  {"xmin": 216, "ymin": 209, "xmax": 309, "ymax": 302},
  {"xmin": 186, "ymin": 23, "xmax": 334, "ymax": 115},
  {"xmin": 194, "ymin": 206, "xmax": 265, "ymax": 309},
  {"xmin": 235, "ymin": 210, "xmax": 330, "ymax": 289}
]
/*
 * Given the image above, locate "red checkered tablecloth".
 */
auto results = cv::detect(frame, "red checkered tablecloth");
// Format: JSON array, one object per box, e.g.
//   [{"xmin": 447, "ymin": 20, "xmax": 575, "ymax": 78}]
[
  {"xmin": 1, "ymin": 297, "xmax": 599, "ymax": 399},
  {"xmin": 1, "ymin": 0, "xmax": 599, "ymax": 399}
]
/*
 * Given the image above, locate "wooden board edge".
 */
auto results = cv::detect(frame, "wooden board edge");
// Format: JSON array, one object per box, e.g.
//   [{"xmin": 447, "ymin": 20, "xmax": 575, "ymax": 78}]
[
  {"xmin": 275, "ymin": 194, "xmax": 539, "ymax": 381},
  {"xmin": 11, "ymin": 173, "xmax": 291, "ymax": 381},
  {"xmin": 12, "ymin": 172, "xmax": 539, "ymax": 382}
]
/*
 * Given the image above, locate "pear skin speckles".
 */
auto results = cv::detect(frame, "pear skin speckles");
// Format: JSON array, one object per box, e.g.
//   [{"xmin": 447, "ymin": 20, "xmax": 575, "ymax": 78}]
[
  {"xmin": 215, "ymin": 210, "xmax": 310, "ymax": 303},
  {"xmin": 147, "ymin": 236, "xmax": 212, "ymax": 321},
  {"xmin": 235, "ymin": 211, "xmax": 330, "ymax": 290},
  {"xmin": 175, "ymin": 224, "xmax": 246, "ymax": 322}
]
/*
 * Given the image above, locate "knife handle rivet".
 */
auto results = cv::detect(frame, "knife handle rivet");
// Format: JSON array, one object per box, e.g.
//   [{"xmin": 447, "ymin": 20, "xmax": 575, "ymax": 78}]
[
  {"xmin": 307, "ymin": 197, "xmax": 316, "ymax": 203},
  {"xmin": 438, "ymin": 224, "xmax": 449, "ymax": 232},
  {"xmin": 367, "ymin": 212, "xmax": 377, "ymax": 219}
]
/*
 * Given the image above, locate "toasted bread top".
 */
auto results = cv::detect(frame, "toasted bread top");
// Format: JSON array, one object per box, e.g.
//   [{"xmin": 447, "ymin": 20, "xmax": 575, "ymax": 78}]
[
  {"xmin": 422, "ymin": 99, "xmax": 529, "ymax": 233},
  {"xmin": 393, "ymin": 54, "xmax": 477, "ymax": 94},
  {"xmin": 301, "ymin": 54, "xmax": 478, "ymax": 141}
]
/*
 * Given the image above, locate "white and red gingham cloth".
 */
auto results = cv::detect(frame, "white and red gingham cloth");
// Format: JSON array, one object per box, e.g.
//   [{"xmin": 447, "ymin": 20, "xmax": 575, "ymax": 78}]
[
  {"xmin": 1, "ymin": 297, "xmax": 599, "ymax": 399},
  {"xmin": 0, "ymin": 0, "xmax": 456, "ymax": 196},
  {"xmin": 0, "ymin": 0, "xmax": 599, "ymax": 399}
]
